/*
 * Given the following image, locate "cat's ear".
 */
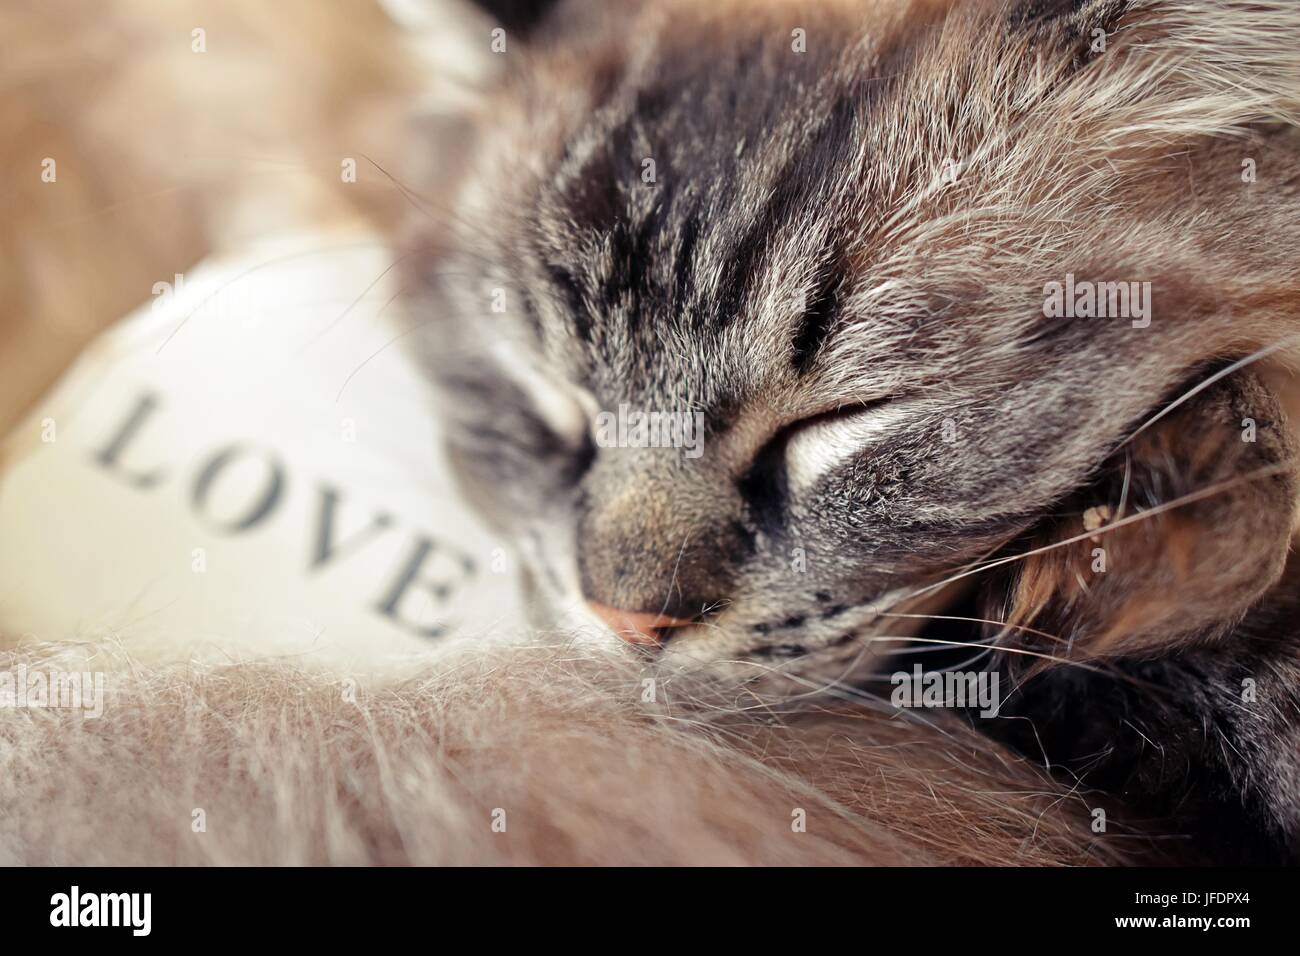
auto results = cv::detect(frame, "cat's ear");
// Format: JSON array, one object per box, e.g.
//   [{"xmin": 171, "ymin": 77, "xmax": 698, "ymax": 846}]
[
  {"xmin": 985, "ymin": 370, "xmax": 1299, "ymax": 662},
  {"xmin": 384, "ymin": 0, "xmax": 569, "ymax": 241}
]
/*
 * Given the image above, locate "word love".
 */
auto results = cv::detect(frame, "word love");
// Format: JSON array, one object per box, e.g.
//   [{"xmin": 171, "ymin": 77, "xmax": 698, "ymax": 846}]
[{"xmin": 91, "ymin": 391, "xmax": 476, "ymax": 639}]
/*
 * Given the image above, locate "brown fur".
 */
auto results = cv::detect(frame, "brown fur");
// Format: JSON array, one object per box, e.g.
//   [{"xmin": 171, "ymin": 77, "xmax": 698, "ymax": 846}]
[
  {"xmin": 0, "ymin": 642, "xmax": 1139, "ymax": 866},
  {"xmin": 997, "ymin": 371, "xmax": 1298, "ymax": 662},
  {"xmin": 0, "ymin": 0, "xmax": 414, "ymax": 436}
]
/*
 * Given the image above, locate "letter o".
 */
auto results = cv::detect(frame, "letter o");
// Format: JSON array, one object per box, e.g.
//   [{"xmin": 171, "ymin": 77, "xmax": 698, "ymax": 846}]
[{"xmin": 192, "ymin": 445, "xmax": 285, "ymax": 533}]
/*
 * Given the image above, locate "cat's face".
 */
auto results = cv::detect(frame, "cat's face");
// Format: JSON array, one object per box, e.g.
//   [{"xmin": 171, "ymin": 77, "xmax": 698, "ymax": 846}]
[{"xmin": 404, "ymin": 0, "xmax": 1300, "ymax": 692}]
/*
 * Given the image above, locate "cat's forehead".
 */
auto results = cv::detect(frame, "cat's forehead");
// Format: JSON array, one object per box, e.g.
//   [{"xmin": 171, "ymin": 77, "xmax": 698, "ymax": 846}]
[
  {"xmin": 509, "ymin": 9, "xmax": 928, "ymax": 409},
  {"xmin": 468, "ymin": 0, "xmax": 1135, "ymax": 418}
]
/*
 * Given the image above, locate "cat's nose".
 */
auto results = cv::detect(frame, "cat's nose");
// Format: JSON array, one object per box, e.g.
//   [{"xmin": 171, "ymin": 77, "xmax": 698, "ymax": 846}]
[{"xmin": 587, "ymin": 602, "xmax": 694, "ymax": 646}]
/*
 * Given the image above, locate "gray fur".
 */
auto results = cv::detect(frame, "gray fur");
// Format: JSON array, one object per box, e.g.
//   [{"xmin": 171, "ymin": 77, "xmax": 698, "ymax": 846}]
[{"xmin": 404, "ymin": 0, "xmax": 1300, "ymax": 860}]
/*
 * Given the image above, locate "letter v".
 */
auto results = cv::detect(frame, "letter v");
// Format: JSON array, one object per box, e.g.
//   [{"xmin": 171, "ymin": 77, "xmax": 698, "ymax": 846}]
[{"xmin": 310, "ymin": 485, "xmax": 395, "ymax": 571}]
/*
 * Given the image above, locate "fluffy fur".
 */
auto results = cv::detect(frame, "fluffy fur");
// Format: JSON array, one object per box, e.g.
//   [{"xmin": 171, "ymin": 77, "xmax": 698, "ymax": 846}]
[{"xmin": 0, "ymin": 642, "xmax": 1140, "ymax": 866}]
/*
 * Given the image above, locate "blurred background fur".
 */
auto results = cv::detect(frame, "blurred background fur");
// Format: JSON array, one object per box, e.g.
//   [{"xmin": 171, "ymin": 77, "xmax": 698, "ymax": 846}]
[{"xmin": 0, "ymin": 0, "xmax": 418, "ymax": 435}]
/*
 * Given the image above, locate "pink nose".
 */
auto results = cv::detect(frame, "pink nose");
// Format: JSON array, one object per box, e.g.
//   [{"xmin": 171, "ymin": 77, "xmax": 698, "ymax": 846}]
[{"xmin": 587, "ymin": 602, "xmax": 694, "ymax": 646}]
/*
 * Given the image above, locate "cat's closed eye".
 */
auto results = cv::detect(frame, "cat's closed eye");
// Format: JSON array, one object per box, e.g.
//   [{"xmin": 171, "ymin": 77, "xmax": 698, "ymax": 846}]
[
  {"xmin": 734, "ymin": 398, "xmax": 896, "ymax": 525},
  {"xmin": 770, "ymin": 399, "xmax": 903, "ymax": 493}
]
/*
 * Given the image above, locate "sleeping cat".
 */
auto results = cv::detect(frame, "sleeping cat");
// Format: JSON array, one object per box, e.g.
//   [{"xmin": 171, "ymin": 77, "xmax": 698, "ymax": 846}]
[{"xmin": 402, "ymin": 0, "xmax": 1300, "ymax": 863}]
